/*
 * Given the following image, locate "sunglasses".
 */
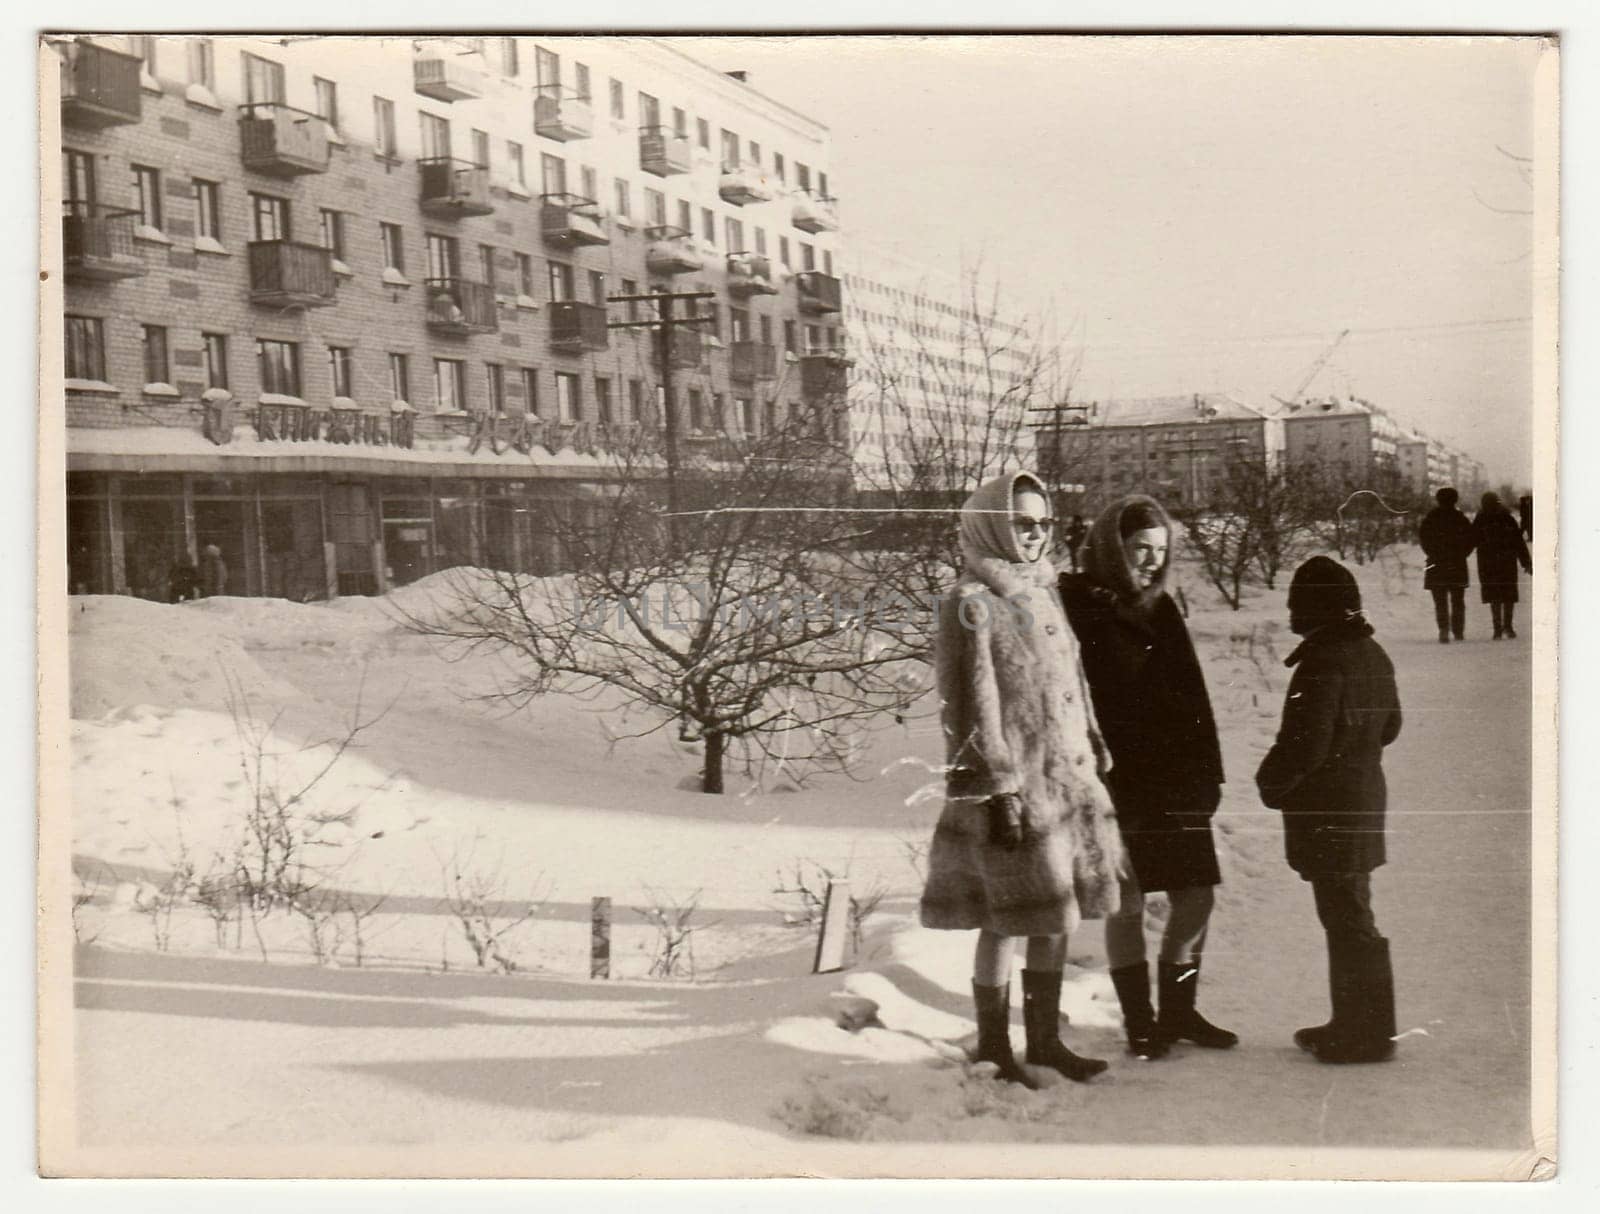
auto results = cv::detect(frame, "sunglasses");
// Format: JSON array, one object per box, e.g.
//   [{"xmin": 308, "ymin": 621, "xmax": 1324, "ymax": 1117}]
[{"xmin": 1012, "ymin": 516, "xmax": 1057, "ymax": 532}]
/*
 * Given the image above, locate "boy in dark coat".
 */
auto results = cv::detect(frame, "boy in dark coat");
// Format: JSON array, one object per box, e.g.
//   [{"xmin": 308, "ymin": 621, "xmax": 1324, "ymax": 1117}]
[
  {"xmin": 1256, "ymin": 556, "xmax": 1403, "ymax": 1064},
  {"xmin": 1418, "ymin": 486, "xmax": 1476, "ymax": 643}
]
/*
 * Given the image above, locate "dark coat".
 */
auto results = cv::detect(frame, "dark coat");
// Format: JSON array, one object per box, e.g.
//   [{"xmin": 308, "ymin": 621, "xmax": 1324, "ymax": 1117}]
[
  {"xmin": 1473, "ymin": 506, "xmax": 1532, "ymax": 604},
  {"xmin": 1419, "ymin": 505, "xmax": 1476, "ymax": 590},
  {"xmin": 1255, "ymin": 619, "xmax": 1403, "ymax": 878}
]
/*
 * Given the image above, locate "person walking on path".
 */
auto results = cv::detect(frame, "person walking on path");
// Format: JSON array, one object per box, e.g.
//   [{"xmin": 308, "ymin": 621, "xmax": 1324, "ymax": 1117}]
[
  {"xmin": 1473, "ymin": 491, "xmax": 1533, "ymax": 639},
  {"xmin": 168, "ymin": 553, "xmax": 201, "ymax": 603},
  {"xmin": 1418, "ymin": 487, "xmax": 1476, "ymax": 643},
  {"xmin": 920, "ymin": 471, "xmax": 1125, "ymax": 1088},
  {"xmin": 1256, "ymin": 556, "xmax": 1403, "ymax": 1065},
  {"xmin": 1060, "ymin": 495, "xmax": 1236, "ymax": 1061},
  {"xmin": 1062, "ymin": 514, "xmax": 1088, "ymax": 573},
  {"xmin": 199, "ymin": 544, "xmax": 228, "ymax": 597}
]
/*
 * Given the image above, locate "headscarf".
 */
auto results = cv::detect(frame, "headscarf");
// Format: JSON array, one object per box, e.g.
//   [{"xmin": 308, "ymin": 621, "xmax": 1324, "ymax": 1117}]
[
  {"xmin": 1081, "ymin": 493, "xmax": 1175, "ymax": 611},
  {"xmin": 959, "ymin": 471, "xmax": 1050, "ymax": 568},
  {"xmin": 1287, "ymin": 555, "xmax": 1363, "ymax": 636}
]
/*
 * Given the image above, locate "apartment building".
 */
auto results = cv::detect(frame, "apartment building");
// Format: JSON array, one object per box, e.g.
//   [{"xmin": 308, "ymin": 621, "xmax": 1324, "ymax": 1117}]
[{"xmin": 54, "ymin": 34, "xmax": 846, "ymax": 600}]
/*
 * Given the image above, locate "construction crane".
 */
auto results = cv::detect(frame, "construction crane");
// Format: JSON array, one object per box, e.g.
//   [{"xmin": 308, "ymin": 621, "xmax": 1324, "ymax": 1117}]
[{"xmin": 1274, "ymin": 328, "xmax": 1350, "ymax": 408}]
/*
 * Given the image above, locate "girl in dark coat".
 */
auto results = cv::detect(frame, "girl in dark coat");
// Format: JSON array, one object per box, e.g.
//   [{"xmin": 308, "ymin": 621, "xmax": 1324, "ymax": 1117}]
[
  {"xmin": 1472, "ymin": 492, "xmax": 1533, "ymax": 639},
  {"xmin": 1060, "ymin": 495, "xmax": 1236, "ymax": 1059},
  {"xmin": 1418, "ymin": 486, "xmax": 1476, "ymax": 643},
  {"xmin": 1256, "ymin": 556, "xmax": 1403, "ymax": 1064}
]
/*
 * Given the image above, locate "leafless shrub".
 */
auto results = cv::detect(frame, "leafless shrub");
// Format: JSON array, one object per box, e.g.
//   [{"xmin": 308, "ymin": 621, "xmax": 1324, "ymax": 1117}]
[
  {"xmin": 338, "ymin": 889, "xmax": 390, "ymax": 968},
  {"xmin": 71, "ymin": 863, "xmax": 112, "ymax": 946},
  {"xmin": 634, "ymin": 886, "xmax": 714, "ymax": 979},
  {"xmin": 437, "ymin": 836, "xmax": 548, "ymax": 974},
  {"xmin": 774, "ymin": 858, "xmax": 891, "ymax": 961}
]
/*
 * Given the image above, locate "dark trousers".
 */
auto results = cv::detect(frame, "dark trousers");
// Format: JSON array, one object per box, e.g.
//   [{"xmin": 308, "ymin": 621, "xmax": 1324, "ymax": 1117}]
[
  {"xmin": 1310, "ymin": 873, "xmax": 1384, "ymax": 949},
  {"xmin": 1430, "ymin": 587, "xmax": 1465, "ymax": 638}
]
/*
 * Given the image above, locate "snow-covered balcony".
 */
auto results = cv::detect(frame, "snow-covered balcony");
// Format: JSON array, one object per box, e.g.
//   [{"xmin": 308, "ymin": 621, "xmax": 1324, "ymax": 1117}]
[
  {"xmin": 540, "ymin": 194, "xmax": 609, "ymax": 249},
  {"xmin": 418, "ymin": 159, "xmax": 495, "ymax": 218},
  {"xmin": 424, "ymin": 277, "xmax": 498, "ymax": 336},
  {"xmin": 795, "ymin": 271, "xmax": 843, "ymax": 315},
  {"xmin": 792, "ymin": 192, "xmax": 840, "ymax": 234},
  {"xmin": 638, "ymin": 126, "xmax": 692, "ymax": 177},
  {"xmin": 238, "ymin": 104, "xmax": 332, "ymax": 178},
  {"xmin": 549, "ymin": 301, "xmax": 609, "ymax": 353},
  {"xmin": 644, "ymin": 225, "xmax": 703, "ymax": 276},
  {"xmin": 800, "ymin": 348, "xmax": 853, "ymax": 400},
  {"xmin": 534, "ymin": 85, "xmax": 593, "ymax": 141},
  {"xmin": 726, "ymin": 252, "xmax": 779, "ymax": 297},
  {"xmin": 729, "ymin": 341, "xmax": 778, "ymax": 384},
  {"xmin": 654, "ymin": 327, "xmax": 705, "ymax": 371},
  {"xmin": 62, "ymin": 204, "xmax": 145, "ymax": 283},
  {"xmin": 413, "ymin": 45, "xmax": 486, "ymax": 102},
  {"xmin": 718, "ymin": 163, "xmax": 776, "ymax": 206},
  {"xmin": 59, "ymin": 40, "xmax": 142, "ymax": 129},
  {"xmin": 247, "ymin": 240, "xmax": 336, "ymax": 309}
]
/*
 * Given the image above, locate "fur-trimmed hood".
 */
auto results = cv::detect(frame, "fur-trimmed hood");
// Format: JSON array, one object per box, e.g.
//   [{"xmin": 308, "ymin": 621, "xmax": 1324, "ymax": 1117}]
[{"xmin": 1081, "ymin": 494, "xmax": 1175, "ymax": 611}]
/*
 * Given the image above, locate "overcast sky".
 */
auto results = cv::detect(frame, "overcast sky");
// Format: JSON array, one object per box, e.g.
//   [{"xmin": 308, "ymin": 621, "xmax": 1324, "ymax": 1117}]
[{"xmin": 673, "ymin": 35, "xmax": 1547, "ymax": 486}]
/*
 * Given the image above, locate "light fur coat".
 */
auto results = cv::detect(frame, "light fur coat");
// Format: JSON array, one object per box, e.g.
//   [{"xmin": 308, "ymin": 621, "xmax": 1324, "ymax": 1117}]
[{"xmin": 919, "ymin": 473, "xmax": 1124, "ymax": 937}]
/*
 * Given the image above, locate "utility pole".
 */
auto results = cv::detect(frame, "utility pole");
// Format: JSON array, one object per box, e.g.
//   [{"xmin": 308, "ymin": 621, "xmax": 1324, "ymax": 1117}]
[
  {"xmin": 1027, "ymin": 399, "xmax": 1094, "ymax": 506},
  {"xmin": 607, "ymin": 290, "xmax": 715, "ymax": 542}
]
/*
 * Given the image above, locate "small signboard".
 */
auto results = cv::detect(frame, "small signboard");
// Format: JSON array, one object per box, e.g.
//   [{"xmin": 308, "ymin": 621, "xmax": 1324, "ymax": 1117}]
[{"xmin": 812, "ymin": 878, "xmax": 851, "ymax": 974}]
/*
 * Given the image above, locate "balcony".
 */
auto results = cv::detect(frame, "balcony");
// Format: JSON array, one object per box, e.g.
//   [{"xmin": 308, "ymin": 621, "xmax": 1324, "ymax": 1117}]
[
  {"xmin": 549, "ymin": 301, "xmax": 609, "ymax": 353},
  {"xmin": 800, "ymin": 349, "xmax": 853, "ymax": 399},
  {"xmin": 419, "ymin": 158, "xmax": 495, "ymax": 218},
  {"xmin": 413, "ymin": 47, "xmax": 486, "ymax": 102},
  {"xmin": 238, "ymin": 104, "xmax": 332, "ymax": 177},
  {"xmin": 62, "ymin": 205, "xmax": 145, "ymax": 283},
  {"xmin": 540, "ymin": 193, "xmax": 608, "ymax": 249},
  {"xmin": 793, "ymin": 193, "xmax": 840, "ymax": 234},
  {"xmin": 638, "ymin": 126, "xmax": 692, "ymax": 177},
  {"xmin": 729, "ymin": 341, "xmax": 778, "ymax": 383},
  {"xmin": 644, "ymin": 225, "xmax": 702, "ymax": 275},
  {"xmin": 795, "ymin": 271, "xmax": 843, "ymax": 315},
  {"xmin": 654, "ymin": 327, "xmax": 704, "ymax": 372},
  {"xmin": 247, "ymin": 241, "xmax": 336, "ymax": 309},
  {"xmin": 726, "ymin": 252, "xmax": 779, "ymax": 297},
  {"xmin": 534, "ymin": 85, "xmax": 593, "ymax": 142},
  {"xmin": 719, "ymin": 164, "xmax": 776, "ymax": 207},
  {"xmin": 424, "ymin": 277, "xmax": 498, "ymax": 336},
  {"xmin": 59, "ymin": 40, "xmax": 142, "ymax": 129}
]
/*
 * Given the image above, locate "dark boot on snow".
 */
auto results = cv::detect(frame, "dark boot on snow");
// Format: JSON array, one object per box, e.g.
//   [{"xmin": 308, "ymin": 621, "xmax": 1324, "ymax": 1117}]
[
  {"xmin": 1157, "ymin": 959, "xmax": 1239, "ymax": 1049},
  {"xmin": 1021, "ymin": 969, "xmax": 1108, "ymax": 1082},
  {"xmin": 1110, "ymin": 962, "xmax": 1169, "ymax": 1059},
  {"xmin": 1312, "ymin": 937, "xmax": 1396, "ymax": 1065},
  {"xmin": 1295, "ymin": 937, "xmax": 1360, "ymax": 1053},
  {"xmin": 970, "ymin": 981, "xmax": 1038, "ymax": 1088}
]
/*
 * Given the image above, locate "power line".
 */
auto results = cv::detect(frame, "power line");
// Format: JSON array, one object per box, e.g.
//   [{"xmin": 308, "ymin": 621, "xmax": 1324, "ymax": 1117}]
[{"xmin": 1077, "ymin": 315, "xmax": 1531, "ymax": 352}]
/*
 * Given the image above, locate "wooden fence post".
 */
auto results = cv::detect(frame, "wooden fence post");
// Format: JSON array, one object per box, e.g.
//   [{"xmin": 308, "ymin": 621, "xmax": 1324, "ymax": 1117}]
[{"xmin": 590, "ymin": 896, "xmax": 611, "ymax": 979}]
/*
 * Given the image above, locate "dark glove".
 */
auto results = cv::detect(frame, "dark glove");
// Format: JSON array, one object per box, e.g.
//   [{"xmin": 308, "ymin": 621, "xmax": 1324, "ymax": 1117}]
[{"xmin": 986, "ymin": 792, "xmax": 1025, "ymax": 849}]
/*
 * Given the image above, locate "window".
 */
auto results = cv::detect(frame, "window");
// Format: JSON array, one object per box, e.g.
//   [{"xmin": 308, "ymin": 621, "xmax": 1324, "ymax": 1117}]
[
  {"xmin": 720, "ymin": 128, "xmax": 740, "ymax": 166},
  {"xmin": 574, "ymin": 62, "xmax": 592, "ymax": 100},
  {"xmin": 548, "ymin": 261, "xmax": 574, "ymax": 301},
  {"xmin": 730, "ymin": 307, "xmax": 749, "ymax": 342},
  {"xmin": 613, "ymin": 177, "xmax": 631, "ymax": 218},
  {"xmin": 313, "ymin": 77, "xmax": 339, "ymax": 131},
  {"xmin": 638, "ymin": 91, "xmax": 660, "ymax": 129},
  {"xmin": 609, "ymin": 78, "xmax": 625, "ymax": 119},
  {"xmin": 192, "ymin": 179, "xmax": 221, "ymax": 241},
  {"xmin": 373, "ymin": 96, "xmax": 398, "ymax": 158},
  {"xmin": 241, "ymin": 52, "xmax": 284, "ymax": 105},
  {"xmin": 329, "ymin": 346, "xmax": 353, "ymax": 397},
  {"xmin": 725, "ymin": 217, "xmax": 744, "ymax": 253},
  {"xmin": 380, "ymin": 223, "xmax": 405, "ymax": 272},
  {"xmin": 754, "ymin": 226, "xmax": 767, "ymax": 256},
  {"xmin": 522, "ymin": 368, "xmax": 540, "ymax": 416},
  {"xmin": 63, "ymin": 149, "xmax": 95, "ymax": 212},
  {"xmin": 748, "ymin": 140, "xmax": 761, "ymax": 165},
  {"xmin": 759, "ymin": 315, "xmax": 773, "ymax": 345},
  {"xmin": 471, "ymin": 128, "xmax": 490, "ymax": 170},
  {"xmin": 589, "ymin": 269, "xmax": 606, "ymax": 305},
  {"xmin": 426, "ymin": 233, "xmax": 459, "ymax": 279},
  {"xmin": 628, "ymin": 378, "xmax": 644, "ymax": 423},
  {"xmin": 677, "ymin": 199, "xmax": 693, "ymax": 233},
  {"xmin": 319, "ymin": 209, "xmax": 345, "ymax": 259},
  {"xmin": 500, "ymin": 37, "xmax": 520, "ymax": 77},
  {"xmin": 486, "ymin": 363, "xmax": 505, "ymax": 414},
  {"xmin": 774, "ymin": 152, "xmax": 786, "ymax": 182},
  {"xmin": 621, "ymin": 277, "xmax": 638, "ymax": 320},
  {"xmin": 132, "ymin": 35, "xmax": 157, "ymax": 76},
  {"xmin": 516, "ymin": 252, "xmax": 535, "ymax": 297},
  {"xmin": 819, "ymin": 170, "xmax": 829, "ymax": 198},
  {"xmin": 701, "ymin": 207, "xmax": 715, "ymax": 244},
  {"xmin": 688, "ymin": 389, "xmax": 706, "ymax": 432},
  {"xmin": 64, "ymin": 317, "xmax": 104, "ymax": 380},
  {"xmin": 434, "ymin": 358, "xmax": 466, "ymax": 411},
  {"xmin": 141, "ymin": 324, "xmax": 169, "ymax": 385},
  {"xmin": 541, "ymin": 153, "xmax": 567, "ymax": 196},
  {"xmin": 672, "ymin": 107, "xmax": 687, "ymax": 137},
  {"xmin": 713, "ymin": 393, "xmax": 728, "ymax": 431},
  {"xmin": 257, "ymin": 339, "xmax": 301, "ymax": 396},
  {"xmin": 778, "ymin": 235, "xmax": 791, "ymax": 267},
  {"xmin": 187, "ymin": 38, "xmax": 214, "ymax": 89},
  {"xmin": 507, "ymin": 140, "xmax": 526, "ymax": 188},
  {"xmin": 250, "ymin": 193, "xmax": 288, "ymax": 242},
  {"xmin": 579, "ymin": 165, "xmax": 598, "ymax": 203},
  {"xmin": 595, "ymin": 376, "xmax": 613, "ymax": 425},
  {"xmin": 536, "ymin": 46, "xmax": 561, "ymax": 88},
  {"xmin": 202, "ymin": 333, "xmax": 228, "ymax": 390},
  {"xmin": 707, "ymin": 303, "xmax": 722, "ymax": 342},
  {"xmin": 696, "ymin": 118, "xmax": 710, "ymax": 149},
  {"xmin": 645, "ymin": 188, "xmax": 666, "ymax": 227},
  {"xmin": 800, "ymin": 243, "xmax": 816, "ymax": 271},
  {"xmin": 479, "ymin": 244, "xmax": 497, "ymax": 290},
  {"xmin": 763, "ymin": 397, "xmax": 777, "ymax": 434},
  {"xmin": 783, "ymin": 319, "xmax": 797, "ymax": 354},
  {"xmin": 131, "ymin": 165, "xmax": 161, "ymax": 230},
  {"xmin": 419, "ymin": 111, "xmax": 450, "ymax": 160},
  {"xmin": 389, "ymin": 353, "xmax": 410, "ymax": 403},
  {"xmin": 554, "ymin": 371, "xmax": 579, "ymax": 422},
  {"xmin": 740, "ymin": 397, "xmax": 756, "ymax": 435},
  {"xmin": 823, "ymin": 249, "xmax": 834, "ymax": 276},
  {"xmin": 797, "ymin": 162, "xmax": 811, "ymax": 193}
]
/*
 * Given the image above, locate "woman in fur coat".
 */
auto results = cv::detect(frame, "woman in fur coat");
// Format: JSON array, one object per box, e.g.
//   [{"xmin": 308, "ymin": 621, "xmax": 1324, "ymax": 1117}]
[
  {"xmin": 920, "ymin": 472, "xmax": 1124, "ymax": 1087},
  {"xmin": 1472, "ymin": 491, "xmax": 1533, "ymax": 639},
  {"xmin": 1060, "ymin": 496, "xmax": 1237, "ymax": 1060}
]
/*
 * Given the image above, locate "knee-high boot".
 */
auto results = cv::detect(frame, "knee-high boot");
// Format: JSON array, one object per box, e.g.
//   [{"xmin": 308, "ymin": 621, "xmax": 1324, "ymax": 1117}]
[
  {"xmin": 970, "ymin": 981, "xmax": 1038, "ymax": 1088},
  {"xmin": 1021, "ymin": 969, "xmax": 1107, "ymax": 1082},
  {"xmin": 1109, "ymin": 963, "xmax": 1169, "ymax": 1059},
  {"xmin": 1312, "ymin": 938, "xmax": 1396, "ymax": 1064},
  {"xmin": 1156, "ymin": 959, "xmax": 1239, "ymax": 1049}
]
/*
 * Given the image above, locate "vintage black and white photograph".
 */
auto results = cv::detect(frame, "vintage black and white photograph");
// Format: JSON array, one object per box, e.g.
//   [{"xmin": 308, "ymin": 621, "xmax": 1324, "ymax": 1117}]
[{"xmin": 37, "ymin": 29, "xmax": 1557, "ymax": 1180}]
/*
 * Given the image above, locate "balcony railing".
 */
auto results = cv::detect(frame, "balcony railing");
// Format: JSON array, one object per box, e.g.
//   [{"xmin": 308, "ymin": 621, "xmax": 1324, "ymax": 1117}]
[
  {"xmin": 795, "ymin": 271, "xmax": 843, "ymax": 315},
  {"xmin": 540, "ymin": 193, "xmax": 608, "ymax": 248},
  {"xmin": 800, "ymin": 349, "xmax": 853, "ymax": 399},
  {"xmin": 726, "ymin": 252, "xmax": 779, "ymax": 297},
  {"xmin": 418, "ymin": 158, "xmax": 495, "ymax": 218},
  {"xmin": 793, "ymin": 193, "xmax": 840, "ymax": 234},
  {"xmin": 534, "ymin": 85, "xmax": 593, "ymax": 142},
  {"xmin": 654, "ymin": 326, "xmax": 704, "ymax": 371},
  {"xmin": 638, "ymin": 125, "xmax": 693, "ymax": 177},
  {"xmin": 247, "ymin": 240, "xmax": 336, "ymax": 309},
  {"xmin": 549, "ymin": 300, "xmax": 609, "ymax": 352},
  {"xmin": 424, "ymin": 277, "xmax": 498, "ymax": 335},
  {"xmin": 644, "ymin": 225, "xmax": 703, "ymax": 275},
  {"xmin": 59, "ymin": 40, "xmax": 142, "ymax": 129},
  {"xmin": 238, "ymin": 104, "xmax": 332, "ymax": 177},
  {"xmin": 729, "ymin": 341, "xmax": 778, "ymax": 383},
  {"xmin": 719, "ymin": 163, "xmax": 775, "ymax": 207},
  {"xmin": 62, "ymin": 204, "xmax": 145, "ymax": 283},
  {"xmin": 413, "ymin": 48, "xmax": 486, "ymax": 102}
]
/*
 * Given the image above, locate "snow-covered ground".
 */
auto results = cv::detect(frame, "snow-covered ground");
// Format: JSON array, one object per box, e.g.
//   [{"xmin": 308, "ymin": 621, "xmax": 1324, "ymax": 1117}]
[{"xmin": 57, "ymin": 546, "xmax": 1538, "ymax": 1175}]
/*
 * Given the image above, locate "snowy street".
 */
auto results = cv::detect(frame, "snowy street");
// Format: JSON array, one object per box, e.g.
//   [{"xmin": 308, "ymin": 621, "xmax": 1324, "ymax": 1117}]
[{"xmin": 59, "ymin": 552, "xmax": 1537, "ymax": 1172}]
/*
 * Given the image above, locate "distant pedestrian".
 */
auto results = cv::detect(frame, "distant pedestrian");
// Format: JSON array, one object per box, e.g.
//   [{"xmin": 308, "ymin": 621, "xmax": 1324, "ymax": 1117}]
[
  {"xmin": 1473, "ymin": 492, "xmax": 1533, "ymax": 639},
  {"xmin": 1517, "ymin": 493, "xmax": 1533, "ymax": 544},
  {"xmin": 200, "ymin": 543, "xmax": 228, "ymax": 597},
  {"xmin": 168, "ymin": 554, "xmax": 201, "ymax": 603},
  {"xmin": 1256, "ymin": 556, "xmax": 1403, "ymax": 1065},
  {"xmin": 1418, "ymin": 487, "xmax": 1475, "ymax": 643},
  {"xmin": 1062, "ymin": 514, "xmax": 1088, "ymax": 573},
  {"xmin": 1060, "ymin": 494, "xmax": 1236, "ymax": 1061}
]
